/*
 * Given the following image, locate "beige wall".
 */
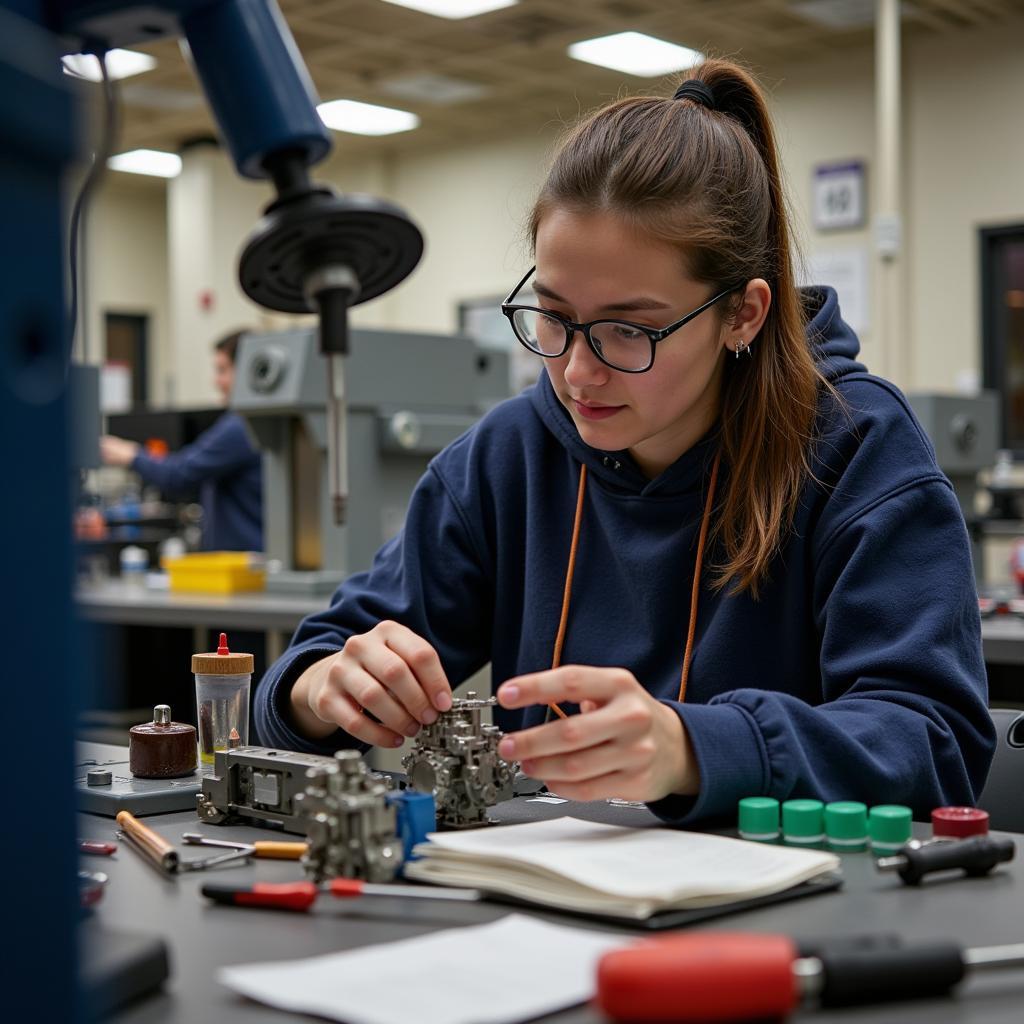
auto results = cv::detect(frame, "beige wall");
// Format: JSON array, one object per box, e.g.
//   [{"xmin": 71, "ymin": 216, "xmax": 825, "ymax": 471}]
[
  {"xmin": 88, "ymin": 22, "xmax": 1024, "ymax": 401},
  {"xmin": 906, "ymin": 24, "xmax": 1024, "ymax": 393},
  {"xmin": 84, "ymin": 179, "xmax": 170, "ymax": 403}
]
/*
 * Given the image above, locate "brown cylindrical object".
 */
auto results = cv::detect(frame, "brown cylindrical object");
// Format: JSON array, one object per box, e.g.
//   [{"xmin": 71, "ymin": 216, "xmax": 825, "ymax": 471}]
[
  {"xmin": 129, "ymin": 704, "xmax": 197, "ymax": 779},
  {"xmin": 116, "ymin": 810, "xmax": 179, "ymax": 873}
]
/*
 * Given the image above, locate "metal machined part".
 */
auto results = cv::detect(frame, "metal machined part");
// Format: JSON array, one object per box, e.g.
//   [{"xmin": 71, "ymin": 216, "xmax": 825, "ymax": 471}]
[
  {"xmin": 196, "ymin": 746, "xmax": 344, "ymax": 834},
  {"xmin": 295, "ymin": 750, "xmax": 403, "ymax": 883},
  {"xmin": 402, "ymin": 691, "xmax": 516, "ymax": 829}
]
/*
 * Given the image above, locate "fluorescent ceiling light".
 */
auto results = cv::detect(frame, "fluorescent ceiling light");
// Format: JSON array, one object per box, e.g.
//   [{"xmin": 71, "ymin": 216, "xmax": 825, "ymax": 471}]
[
  {"xmin": 318, "ymin": 99, "xmax": 420, "ymax": 136},
  {"xmin": 380, "ymin": 0, "xmax": 517, "ymax": 17},
  {"xmin": 62, "ymin": 48, "xmax": 157, "ymax": 82},
  {"xmin": 568, "ymin": 32, "xmax": 704, "ymax": 78},
  {"xmin": 107, "ymin": 149, "xmax": 182, "ymax": 178}
]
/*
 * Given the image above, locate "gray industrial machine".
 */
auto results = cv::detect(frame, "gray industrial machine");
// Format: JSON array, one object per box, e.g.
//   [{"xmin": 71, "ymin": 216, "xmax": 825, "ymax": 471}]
[
  {"xmin": 907, "ymin": 392, "xmax": 999, "ymax": 579},
  {"xmin": 906, "ymin": 392, "xmax": 999, "ymax": 516},
  {"xmin": 233, "ymin": 327, "xmax": 509, "ymax": 593}
]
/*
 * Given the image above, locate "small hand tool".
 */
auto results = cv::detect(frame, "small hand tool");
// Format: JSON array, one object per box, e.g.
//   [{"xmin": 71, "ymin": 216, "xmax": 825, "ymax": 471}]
[
  {"xmin": 595, "ymin": 932, "xmax": 1024, "ymax": 1021},
  {"xmin": 875, "ymin": 835, "xmax": 1015, "ymax": 885},
  {"xmin": 78, "ymin": 839, "xmax": 117, "ymax": 857},
  {"xmin": 201, "ymin": 878, "xmax": 483, "ymax": 912},
  {"xmin": 116, "ymin": 810, "xmax": 251, "ymax": 874},
  {"xmin": 181, "ymin": 833, "xmax": 308, "ymax": 860}
]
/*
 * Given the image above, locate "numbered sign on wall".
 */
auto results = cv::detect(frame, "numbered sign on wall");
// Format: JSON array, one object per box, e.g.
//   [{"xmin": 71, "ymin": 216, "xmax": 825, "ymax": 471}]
[{"xmin": 813, "ymin": 161, "xmax": 866, "ymax": 231}]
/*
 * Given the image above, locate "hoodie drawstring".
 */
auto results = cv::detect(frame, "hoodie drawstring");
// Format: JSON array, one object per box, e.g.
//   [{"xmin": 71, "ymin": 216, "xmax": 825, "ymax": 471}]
[{"xmin": 547, "ymin": 450, "xmax": 722, "ymax": 719}]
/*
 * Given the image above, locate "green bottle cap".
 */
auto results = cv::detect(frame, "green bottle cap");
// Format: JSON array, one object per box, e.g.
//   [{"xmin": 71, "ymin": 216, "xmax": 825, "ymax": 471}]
[
  {"xmin": 824, "ymin": 801, "xmax": 868, "ymax": 841},
  {"xmin": 782, "ymin": 799, "xmax": 825, "ymax": 838},
  {"xmin": 869, "ymin": 804, "xmax": 913, "ymax": 846},
  {"xmin": 738, "ymin": 797, "xmax": 779, "ymax": 837}
]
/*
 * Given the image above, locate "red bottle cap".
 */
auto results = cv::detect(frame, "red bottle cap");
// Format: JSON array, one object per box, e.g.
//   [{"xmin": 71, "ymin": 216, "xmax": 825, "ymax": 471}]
[
  {"xmin": 217, "ymin": 632, "xmax": 229, "ymax": 656},
  {"xmin": 931, "ymin": 806, "xmax": 989, "ymax": 838}
]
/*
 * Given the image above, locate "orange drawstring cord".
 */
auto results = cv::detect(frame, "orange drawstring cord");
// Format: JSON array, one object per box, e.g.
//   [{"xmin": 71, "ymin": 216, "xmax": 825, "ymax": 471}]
[
  {"xmin": 547, "ymin": 464, "xmax": 588, "ymax": 719},
  {"xmin": 548, "ymin": 452, "xmax": 721, "ymax": 718},
  {"xmin": 678, "ymin": 451, "xmax": 721, "ymax": 702}
]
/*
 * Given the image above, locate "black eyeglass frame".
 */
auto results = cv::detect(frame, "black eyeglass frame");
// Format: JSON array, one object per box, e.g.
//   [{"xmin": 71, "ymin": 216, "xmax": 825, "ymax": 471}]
[{"xmin": 501, "ymin": 266, "xmax": 746, "ymax": 374}]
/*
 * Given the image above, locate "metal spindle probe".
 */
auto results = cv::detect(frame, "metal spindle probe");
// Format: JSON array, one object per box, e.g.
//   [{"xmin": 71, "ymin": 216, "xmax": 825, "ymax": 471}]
[
  {"xmin": 304, "ymin": 265, "xmax": 359, "ymax": 526},
  {"xmin": 326, "ymin": 352, "xmax": 348, "ymax": 525}
]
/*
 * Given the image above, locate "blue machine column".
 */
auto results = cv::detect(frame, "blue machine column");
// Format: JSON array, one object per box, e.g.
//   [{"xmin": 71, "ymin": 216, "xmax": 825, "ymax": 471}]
[{"xmin": 0, "ymin": 6, "xmax": 80, "ymax": 1020}]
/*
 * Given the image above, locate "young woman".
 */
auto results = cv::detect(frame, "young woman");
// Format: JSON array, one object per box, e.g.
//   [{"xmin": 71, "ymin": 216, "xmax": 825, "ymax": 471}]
[{"xmin": 254, "ymin": 59, "xmax": 994, "ymax": 823}]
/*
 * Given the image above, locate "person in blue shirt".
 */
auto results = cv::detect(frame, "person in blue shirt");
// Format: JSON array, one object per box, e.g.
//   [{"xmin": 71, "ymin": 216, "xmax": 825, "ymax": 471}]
[
  {"xmin": 101, "ymin": 330, "xmax": 263, "ymax": 552},
  {"xmin": 254, "ymin": 59, "xmax": 994, "ymax": 823}
]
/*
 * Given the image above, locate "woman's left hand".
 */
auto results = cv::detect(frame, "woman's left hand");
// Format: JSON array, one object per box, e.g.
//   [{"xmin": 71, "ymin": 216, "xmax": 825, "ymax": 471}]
[{"xmin": 496, "ymin": 665, "xmax": 700, "ymax": 803}]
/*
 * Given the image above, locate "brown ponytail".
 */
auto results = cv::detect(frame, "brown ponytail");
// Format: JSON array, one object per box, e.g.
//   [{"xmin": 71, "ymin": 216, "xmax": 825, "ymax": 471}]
[{"xmin": 530, "ymin": 58, "xmax": 830, "ymax": 597}]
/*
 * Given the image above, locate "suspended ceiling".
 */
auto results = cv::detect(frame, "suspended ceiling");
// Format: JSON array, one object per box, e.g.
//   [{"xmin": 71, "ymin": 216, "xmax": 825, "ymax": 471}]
[{"xmin": 91, "ymin": 0, "xmax": 1024, "ymax": 163}]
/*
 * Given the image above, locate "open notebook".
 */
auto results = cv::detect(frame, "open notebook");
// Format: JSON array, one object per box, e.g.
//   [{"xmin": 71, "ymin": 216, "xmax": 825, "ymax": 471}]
[{"xmin": 405, "ymin": 816, "xmax": 840, "ymax": 921}]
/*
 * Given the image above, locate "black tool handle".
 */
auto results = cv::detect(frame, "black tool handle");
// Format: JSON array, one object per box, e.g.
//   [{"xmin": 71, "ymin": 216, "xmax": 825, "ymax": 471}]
[
  {"xmin": 817, "ymin": 941, "xmax": 965, "ymax": 1006},
  {"xmin": 899, "ymin": 837, "xmax": 1015, "ymax": 885}
]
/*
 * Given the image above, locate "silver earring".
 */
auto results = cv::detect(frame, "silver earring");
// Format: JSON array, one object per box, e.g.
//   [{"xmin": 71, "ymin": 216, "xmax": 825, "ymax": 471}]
[{"xmin": 735, "ymin": 340, "xmax": 745, "ymax": 359}]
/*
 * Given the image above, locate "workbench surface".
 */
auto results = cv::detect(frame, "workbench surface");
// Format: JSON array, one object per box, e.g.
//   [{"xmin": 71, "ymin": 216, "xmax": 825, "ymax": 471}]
[{"xmin": 81, "ymin": 798, "xmax": 1023, "ymax": 1024}]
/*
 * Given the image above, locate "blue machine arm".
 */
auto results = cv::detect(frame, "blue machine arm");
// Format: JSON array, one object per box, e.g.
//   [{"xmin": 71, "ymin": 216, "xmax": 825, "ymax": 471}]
[{"xmin": 49, "ymin": 0, "xmax": 332, "ymax": 179}]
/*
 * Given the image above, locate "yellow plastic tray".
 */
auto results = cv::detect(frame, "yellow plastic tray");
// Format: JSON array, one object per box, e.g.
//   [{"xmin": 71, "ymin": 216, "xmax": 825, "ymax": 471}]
[{"xmin": 164, "ymin": 552, "xmax": 266, "ymax": 595}]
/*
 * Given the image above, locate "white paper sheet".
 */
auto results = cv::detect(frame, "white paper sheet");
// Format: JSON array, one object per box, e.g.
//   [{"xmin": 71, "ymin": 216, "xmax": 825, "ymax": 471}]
[{"xmin": 218, "ymin": 913, "xmax": 629, "ymax": 1024}]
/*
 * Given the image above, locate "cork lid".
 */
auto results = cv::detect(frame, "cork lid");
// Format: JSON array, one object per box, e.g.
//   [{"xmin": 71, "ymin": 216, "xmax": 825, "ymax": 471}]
[{"xmin": 192, "ymin": 632, "xmax": 254, "ymax": 675}]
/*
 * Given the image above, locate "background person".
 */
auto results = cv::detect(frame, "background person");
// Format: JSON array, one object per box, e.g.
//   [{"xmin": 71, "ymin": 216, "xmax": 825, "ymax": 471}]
[{"xmin": 101, "ymin": 330, "xmax": 263, "ymax": 552}]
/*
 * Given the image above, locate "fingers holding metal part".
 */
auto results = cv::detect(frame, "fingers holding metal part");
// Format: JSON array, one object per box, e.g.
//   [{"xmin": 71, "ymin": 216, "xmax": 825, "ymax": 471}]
[
  {"xmin": 519, "ymin": 740, "xmax": 648, "ymax": 785},
  {"xmin": 375, "ymin": 622, "xmax": 453, "ymax": 715},
  {"xmin": 496, "ymin": 665, "xmax": 696, "ymax": 802},
  {"xmin": 317, "ymin": 681, "xmax": 411, "ymax": 749},
  {"xmin": 344, "ymin": 622, "xmax": 451, "ymax": 722},
  {"xmin": 499, "ymin": 703, "xmax": 641, "ymax": 763},
  {"xmin": 306, "ymin": 622, "xmax": 452, "ymax": 748},
  {"xmin": 497, "ymin": 664, "xmax": 630, "ymax": 711},
  {"xmin": 355, "ymin": 633, "xmax": 447, "ymax": 726}
]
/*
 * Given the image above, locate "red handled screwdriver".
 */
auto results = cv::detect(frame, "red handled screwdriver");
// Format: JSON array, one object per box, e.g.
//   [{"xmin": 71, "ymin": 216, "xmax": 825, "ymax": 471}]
[
  {"xmin": 596, "ymin": 932, "xmax": 1024, "ymax": 1022},
  {"xmin": 201, "ymin": 878, "xmax": 483, "ymax": 912}
]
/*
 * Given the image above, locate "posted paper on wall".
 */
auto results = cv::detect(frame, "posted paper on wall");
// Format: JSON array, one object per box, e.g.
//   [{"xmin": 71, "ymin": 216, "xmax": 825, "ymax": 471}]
[{"xmin": 803, "ymin": 247, "xmax": 869, "ymax": 335}]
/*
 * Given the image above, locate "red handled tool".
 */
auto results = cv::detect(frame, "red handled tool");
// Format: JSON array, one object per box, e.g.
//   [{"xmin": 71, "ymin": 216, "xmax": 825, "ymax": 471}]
[
  {"xmin": 78, "ymin": 839, "xmax": 117, "ymax": 857},
  {"xmin": 201, "ymin": 878, "xmax": 482, "ymax": 912},
  {"xmin": 596, "ymin": 932, "xmax": 1024, "ymax": 1021}
]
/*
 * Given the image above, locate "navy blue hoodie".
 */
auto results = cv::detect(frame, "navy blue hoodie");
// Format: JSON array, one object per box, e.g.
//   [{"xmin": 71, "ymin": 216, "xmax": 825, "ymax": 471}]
[
  {"xmin": 255, "ymin": 287, "xmax": 994, "ymax": 823},
  {"xmin": 131, "ymin": 411, "xmax": 263, "ymax": 552}
]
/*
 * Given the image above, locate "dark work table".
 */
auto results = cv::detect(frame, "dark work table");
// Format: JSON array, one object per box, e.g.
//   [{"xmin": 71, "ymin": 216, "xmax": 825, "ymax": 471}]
[{"xmin": 81, "ymin": 799, "xmax": 1024, "ymax": 1024}]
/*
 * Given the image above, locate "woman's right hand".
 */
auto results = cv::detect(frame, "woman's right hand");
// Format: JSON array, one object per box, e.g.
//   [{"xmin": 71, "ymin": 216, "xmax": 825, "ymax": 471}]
[{"xmin": 289, "ymin": 621, "xmax": 453, "ymax": 747}]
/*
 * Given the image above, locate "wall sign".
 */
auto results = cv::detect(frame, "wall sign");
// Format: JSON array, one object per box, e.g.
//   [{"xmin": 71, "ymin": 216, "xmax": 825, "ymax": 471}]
[{"xmin": 813, "ymin": 160, "xmax": 866, "ymax": 231}]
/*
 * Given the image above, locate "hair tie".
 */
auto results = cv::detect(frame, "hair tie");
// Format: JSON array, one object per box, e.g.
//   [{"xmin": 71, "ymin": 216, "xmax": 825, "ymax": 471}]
[{"xmin": 673, "ymin": 80, "xmax": 715, "ymax": 110}]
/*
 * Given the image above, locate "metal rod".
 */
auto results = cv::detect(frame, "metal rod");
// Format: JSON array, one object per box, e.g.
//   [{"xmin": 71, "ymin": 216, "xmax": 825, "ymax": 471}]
[
  {"xmin": 181, "ymin": 832, "xmax": 251, "ymax": 851},
  {"xmin": 963, "ymin": 944, "xmax": 1024, "ymax": 971},
  {"xmin": 327, "ymin": 353, "xmax": 348, "ymax": 525}
]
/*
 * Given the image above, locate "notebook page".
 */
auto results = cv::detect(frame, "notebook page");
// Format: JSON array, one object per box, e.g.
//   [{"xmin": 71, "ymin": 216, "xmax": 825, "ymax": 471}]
[{"xmin": 418, "ymin": 817, "xmax": 838, "ymax": 901}]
